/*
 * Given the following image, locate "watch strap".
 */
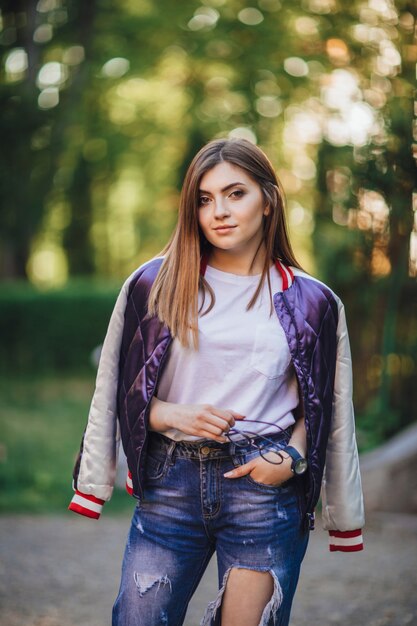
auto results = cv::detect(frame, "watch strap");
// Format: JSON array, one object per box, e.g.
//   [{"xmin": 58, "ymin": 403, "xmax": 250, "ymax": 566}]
[
  {"xmin": 283, "ymin": 445, "xmax": 302, "ymax": 463},
  {"xmin": 283, "ymin": 445, "xmax": 307, "ymax": 475}
]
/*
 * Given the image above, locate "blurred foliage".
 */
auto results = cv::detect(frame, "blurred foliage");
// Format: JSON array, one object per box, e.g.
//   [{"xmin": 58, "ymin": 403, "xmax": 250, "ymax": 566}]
[
  {"xmin": 0, "ymin": 375, "xmax": 133, "ymax": 513},
  {"xmin": 0, "ymin": 280, "xmax": 119, "ymax": 372},
  {"xmin": 0, "ymin": 0, "xmax": 416, "ymax": 457}
]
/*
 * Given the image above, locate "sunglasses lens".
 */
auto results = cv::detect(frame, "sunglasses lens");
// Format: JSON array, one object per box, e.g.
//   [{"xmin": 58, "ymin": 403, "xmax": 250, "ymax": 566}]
[{"xmin": 259, "ymin": 447, "xmax": 285, "ymax": 465}]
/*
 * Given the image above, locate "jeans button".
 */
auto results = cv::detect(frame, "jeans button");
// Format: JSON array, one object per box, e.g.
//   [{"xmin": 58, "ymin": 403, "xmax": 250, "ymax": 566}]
[{"xmin": 200, "ymin": 446, "xmax": 211, "ymax": 456}]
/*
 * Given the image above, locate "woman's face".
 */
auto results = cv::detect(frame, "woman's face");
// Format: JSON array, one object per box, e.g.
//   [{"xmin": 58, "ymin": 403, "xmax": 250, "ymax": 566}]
[{"xmin": 198, "ymin": 162, "xmax": 269, "ymax": 259}]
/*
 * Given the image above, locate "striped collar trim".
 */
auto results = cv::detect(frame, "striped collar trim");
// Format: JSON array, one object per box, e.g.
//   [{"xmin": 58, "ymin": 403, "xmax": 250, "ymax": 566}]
[
  {"xmin": 275, "ymin": 260, "xmax": 294, "ymax": 290},
  {"xmin": 200, "ymin": 255, "xmax": 294, "ymax": 290}
]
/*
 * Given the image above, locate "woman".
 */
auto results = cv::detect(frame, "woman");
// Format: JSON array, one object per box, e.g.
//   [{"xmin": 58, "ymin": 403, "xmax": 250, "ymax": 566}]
[{"xmin": 69, "ymin": 138, "xmax": 365, "ymax": 626}]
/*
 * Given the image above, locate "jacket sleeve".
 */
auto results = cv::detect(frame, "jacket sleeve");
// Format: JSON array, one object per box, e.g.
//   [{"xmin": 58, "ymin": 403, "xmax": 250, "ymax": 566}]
[
  {"xmin": 321, "ymin": 301, "xmax": 365, "ymax": 551},
  {"xmin": 68, "ymin": 275, "xmax": 131, "ymax": 520}
]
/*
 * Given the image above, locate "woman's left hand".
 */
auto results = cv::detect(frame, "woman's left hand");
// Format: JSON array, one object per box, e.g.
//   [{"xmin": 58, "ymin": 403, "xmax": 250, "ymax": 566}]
[{"xmin": 224, "ymin": 451, "xmax": 294, "ymax": 487}]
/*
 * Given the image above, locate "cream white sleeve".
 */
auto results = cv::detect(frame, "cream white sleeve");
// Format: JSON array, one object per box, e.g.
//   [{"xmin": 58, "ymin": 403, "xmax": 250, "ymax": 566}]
[
  {"xmin": 321, "ymin": 302, "xmax": 365, "ymax": 533},
  {"xmin": 75, "ymin": 276, "xmax": 131, "ymax": 501}
]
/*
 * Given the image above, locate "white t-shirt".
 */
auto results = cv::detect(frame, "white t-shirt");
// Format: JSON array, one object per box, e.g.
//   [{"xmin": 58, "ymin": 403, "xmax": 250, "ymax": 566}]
[{"xmin": 156, "ymin": 264, "xmax": 299, "ymax": 441}]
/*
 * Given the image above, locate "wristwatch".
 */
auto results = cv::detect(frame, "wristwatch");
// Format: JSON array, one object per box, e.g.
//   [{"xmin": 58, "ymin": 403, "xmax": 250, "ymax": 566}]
[{"xmin": 283, "ymin": 446, "xmax": 308, "ymax": 476}]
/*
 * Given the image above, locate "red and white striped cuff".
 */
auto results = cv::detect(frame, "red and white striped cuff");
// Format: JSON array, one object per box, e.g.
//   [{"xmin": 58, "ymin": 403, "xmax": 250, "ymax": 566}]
[
  {"xmin": 328, "ymin": 529, "xmax": 363, "ymax": 552},
  {"xmin": 126, "ymin": 470, "xmax": 133, "ymax": 495},
  {"xmin": 68, "ymin": 490, "xmax": 105, "ymax": 520}
]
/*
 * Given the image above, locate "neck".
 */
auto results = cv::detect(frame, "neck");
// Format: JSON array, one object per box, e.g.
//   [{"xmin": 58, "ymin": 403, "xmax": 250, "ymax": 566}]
[{"xmin": 208, "ymin": 246, "xmax": 268, "ymax": 276}]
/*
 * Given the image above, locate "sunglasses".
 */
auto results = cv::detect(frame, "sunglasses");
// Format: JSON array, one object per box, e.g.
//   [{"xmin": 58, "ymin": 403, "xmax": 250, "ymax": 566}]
[{"xmin": 223, "ymin": 419, "xmax": 289, "ymax": 465}]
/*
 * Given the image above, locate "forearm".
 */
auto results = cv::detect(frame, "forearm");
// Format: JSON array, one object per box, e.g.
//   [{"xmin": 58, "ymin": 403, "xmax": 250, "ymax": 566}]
[
  {"xmin": 269, "ymin": 414, "xmax": 306, "ymax": 481},
  {"xmin": 149, "ymin": 396, "xmax": 176, "ymax": 431},
  {"xmin": 287, "ymin": 413, "xmax": 307, "ymax": 456}
]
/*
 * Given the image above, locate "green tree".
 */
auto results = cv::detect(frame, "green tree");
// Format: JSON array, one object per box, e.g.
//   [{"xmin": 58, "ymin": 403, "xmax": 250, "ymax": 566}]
[{"xmin": 1, "ymin": 0, "xmax": 416, "ymax": 443}]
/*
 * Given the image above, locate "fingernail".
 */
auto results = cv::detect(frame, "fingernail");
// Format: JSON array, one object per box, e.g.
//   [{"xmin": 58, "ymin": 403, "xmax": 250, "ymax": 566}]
[{"xmin": 224, "ymin": 471, "xmax": 234, "ymax": 478}]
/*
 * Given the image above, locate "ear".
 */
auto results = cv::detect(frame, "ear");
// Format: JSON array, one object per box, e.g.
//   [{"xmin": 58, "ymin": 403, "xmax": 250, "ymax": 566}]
[{"xmin": 263, "ymin": 203, "xmax": 270, "ymax": 216}]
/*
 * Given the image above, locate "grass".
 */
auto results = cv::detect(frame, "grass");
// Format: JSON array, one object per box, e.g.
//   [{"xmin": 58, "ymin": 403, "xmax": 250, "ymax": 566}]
[{"xmin": 0, "ymin": 374, "xmax": 133, "ymax": 514}]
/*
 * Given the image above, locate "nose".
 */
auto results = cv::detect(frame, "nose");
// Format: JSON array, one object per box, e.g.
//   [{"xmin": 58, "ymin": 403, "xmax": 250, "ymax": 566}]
[{"xmin": 213, "ymin": 197, "xmax": 231, "ymax": 219}]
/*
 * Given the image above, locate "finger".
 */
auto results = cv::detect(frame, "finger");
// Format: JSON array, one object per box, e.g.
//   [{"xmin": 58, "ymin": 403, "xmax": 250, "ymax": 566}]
[
  {"xmin": 210, "ymin": 408, "xmax": 245, "ymax": 427},
  {"xmin": 197, "ymin": 428, "xmax": 229, "ymax": 443},
  {"xmin": 198, "ymin": 416, "xmax": 231, "ymax": 435},
  {"xmin": 213, "ymin": 435, "xmax": 229, "ymax": 443},
  {"xmin": 200, "ymin": 413, "xmax": 234, "ymax": 433},
  {"xmin": 231, "ymin": 411, "xmax": 246, "ymax": 420},
  {"xmin": 223, "ymin": 461, "xmax": 253, "ymax": 479}
]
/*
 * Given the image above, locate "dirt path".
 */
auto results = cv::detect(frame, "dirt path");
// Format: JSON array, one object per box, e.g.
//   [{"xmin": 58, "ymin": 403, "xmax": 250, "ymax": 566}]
[{"xmin": 0, "ymin": 512, "xmax": 416, "ymax": 626}]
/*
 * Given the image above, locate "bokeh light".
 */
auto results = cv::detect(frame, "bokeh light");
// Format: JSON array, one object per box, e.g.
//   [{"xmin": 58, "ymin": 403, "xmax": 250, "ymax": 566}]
[
  {"xmin": 5, "ymin": 48, "xmax": 28, "ymax": 80},
  {"xmin": 27, "ymin": 244, "xmax": 68, "ymax": 288},
  {"xmin": 101, "ymin": 57, "xmax": 130, "ymax": 79},
  {"xmin": 238, "ymin": 8, "xmax": 264, "ymax": 26}
]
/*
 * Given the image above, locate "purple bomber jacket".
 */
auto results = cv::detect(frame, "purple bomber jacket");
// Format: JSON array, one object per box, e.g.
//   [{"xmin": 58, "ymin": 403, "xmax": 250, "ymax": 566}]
[{"xmin": 69, "ymin": 257, "xmax": 365, "ymax": 552}]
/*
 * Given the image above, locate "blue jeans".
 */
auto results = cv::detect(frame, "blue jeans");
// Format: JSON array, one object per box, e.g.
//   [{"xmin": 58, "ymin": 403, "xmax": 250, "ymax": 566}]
[{"xmin": 112, "ymin": 429, "xmax": 309, "ymax": 626}]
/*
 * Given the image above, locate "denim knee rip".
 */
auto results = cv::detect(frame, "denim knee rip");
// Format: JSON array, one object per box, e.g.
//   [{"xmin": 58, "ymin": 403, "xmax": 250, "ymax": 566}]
[
  {"xmin": 133, "ymin": 572, "xmax": 172, "ymax": 598},
  {"xmin": 200, "ymin": 566, "xmax": 283, "ymax": 626}
]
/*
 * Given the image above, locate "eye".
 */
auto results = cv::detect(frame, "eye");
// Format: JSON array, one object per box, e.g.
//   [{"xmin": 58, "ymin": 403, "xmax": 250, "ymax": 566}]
[
  {"xmin": 230, "ymin": 189, "xmax": 245, "ymax": 199},
  {"xmin": 198, "ymin": 195, "xmax": 211, "ymax": 206}
]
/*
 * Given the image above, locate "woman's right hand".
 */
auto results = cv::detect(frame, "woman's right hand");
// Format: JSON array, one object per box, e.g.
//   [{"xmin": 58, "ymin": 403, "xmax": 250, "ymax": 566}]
[{"xmin": 149, "ymin": 397, "xmax": 245, "ymax": 443}]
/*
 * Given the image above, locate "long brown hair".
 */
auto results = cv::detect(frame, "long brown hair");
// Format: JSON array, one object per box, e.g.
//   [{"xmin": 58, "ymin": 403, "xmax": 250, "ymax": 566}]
[{"xmin": 148, "ymin": 137, "xmax": 302, "ymax": 348}]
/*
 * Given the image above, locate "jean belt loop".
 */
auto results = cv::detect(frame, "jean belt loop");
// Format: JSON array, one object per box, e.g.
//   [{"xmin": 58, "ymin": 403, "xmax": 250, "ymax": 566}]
[{"xmin": 166, "ymin": 440, "xmax": 176, "ymax": 465}]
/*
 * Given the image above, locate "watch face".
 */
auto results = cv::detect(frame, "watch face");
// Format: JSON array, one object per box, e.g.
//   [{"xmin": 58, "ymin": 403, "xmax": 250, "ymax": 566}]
[{"xmin": 294, "ymin": 458, "xmax": 308, "ymax": 475}]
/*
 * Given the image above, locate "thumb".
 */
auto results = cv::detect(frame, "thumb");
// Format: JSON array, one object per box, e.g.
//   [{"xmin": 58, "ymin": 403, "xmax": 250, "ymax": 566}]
[
  {"xmin": 230, "ymin": 411, "xmax": 246, "ymax": 420},
  {"xmin": 224, "ymin": 461, "xmax": 253, "ymax": 479}
]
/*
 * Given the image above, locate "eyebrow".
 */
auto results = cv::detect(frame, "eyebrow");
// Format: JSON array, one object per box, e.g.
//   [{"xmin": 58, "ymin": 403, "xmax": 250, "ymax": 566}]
[{"xmin": 198, "ymin": 182, "xmax": 248, "ymax": 194}]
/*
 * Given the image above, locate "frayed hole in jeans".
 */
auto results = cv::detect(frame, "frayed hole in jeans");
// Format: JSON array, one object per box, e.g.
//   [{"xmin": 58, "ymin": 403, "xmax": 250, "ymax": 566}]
[{"xmin": 200, "ymin": 566, "xmax": 283, "ymax": 626}]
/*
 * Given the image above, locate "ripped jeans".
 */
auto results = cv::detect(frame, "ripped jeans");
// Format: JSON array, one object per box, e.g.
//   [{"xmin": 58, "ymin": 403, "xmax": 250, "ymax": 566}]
[{"xmin": 112, "ymin": 429, "xmax": 309, "ymax": 626}]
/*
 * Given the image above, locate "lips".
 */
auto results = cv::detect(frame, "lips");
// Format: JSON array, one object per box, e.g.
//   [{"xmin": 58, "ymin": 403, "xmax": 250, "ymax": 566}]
[{"xmin": 213, "ymin": 225, "xmax": 237, "ymax": 231}]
